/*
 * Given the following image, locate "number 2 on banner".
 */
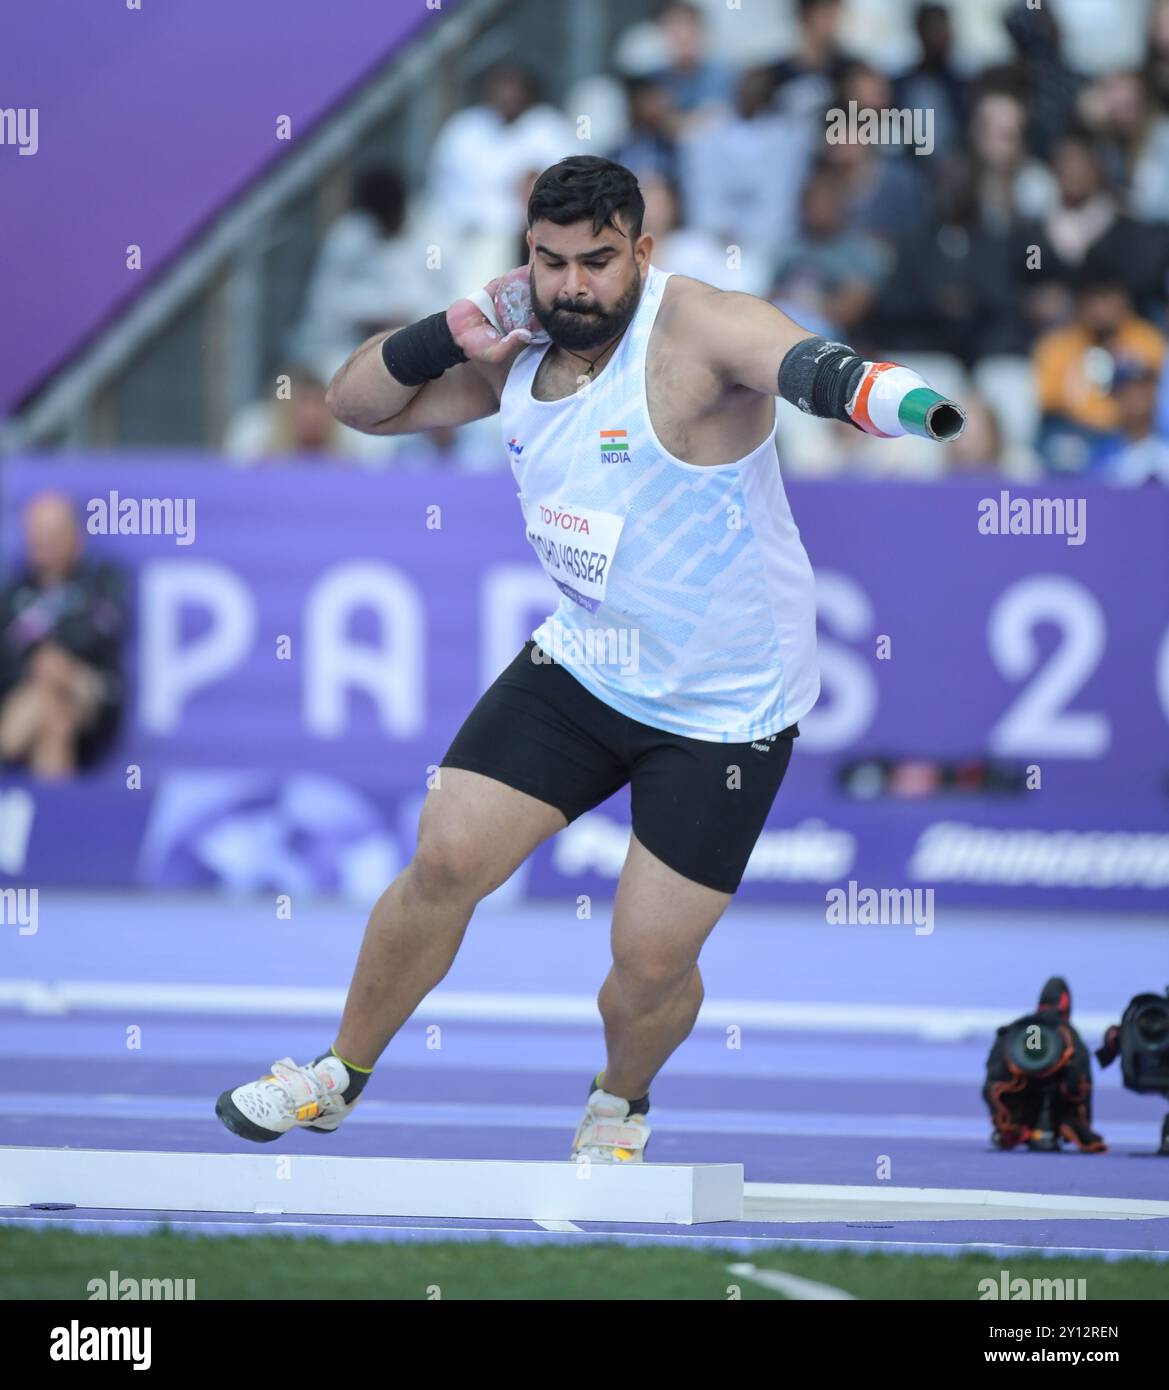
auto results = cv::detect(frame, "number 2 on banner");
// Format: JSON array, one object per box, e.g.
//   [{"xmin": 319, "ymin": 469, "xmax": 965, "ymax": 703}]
[{"xmin": 987, "ymin": 575, "xmax": 1109, "ymax": 758}]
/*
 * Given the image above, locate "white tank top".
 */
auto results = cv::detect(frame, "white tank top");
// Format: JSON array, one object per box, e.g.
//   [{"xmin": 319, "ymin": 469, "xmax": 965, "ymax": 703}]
[{"xmin": 499, "ymin": 264, "xmax": 819, "ymax": 743}]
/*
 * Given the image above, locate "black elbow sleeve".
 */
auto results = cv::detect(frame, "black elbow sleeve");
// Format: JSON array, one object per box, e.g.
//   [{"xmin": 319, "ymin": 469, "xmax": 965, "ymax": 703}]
[{"xmin": 777, "ymin": 337, "xmax": 866, "ymax": 426}]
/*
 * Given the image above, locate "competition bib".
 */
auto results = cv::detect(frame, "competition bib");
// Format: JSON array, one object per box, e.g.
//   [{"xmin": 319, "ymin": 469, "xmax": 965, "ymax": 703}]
[{"xmin": 518, "ymin": 495, "xmax": 625, "ymax": 614}]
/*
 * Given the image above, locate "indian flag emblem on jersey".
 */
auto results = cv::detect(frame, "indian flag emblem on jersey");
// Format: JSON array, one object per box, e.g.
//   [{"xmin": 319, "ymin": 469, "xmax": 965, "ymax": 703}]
[{"xmin": 600, "ymin": 429, "xmax": 631, "ymax": 464}]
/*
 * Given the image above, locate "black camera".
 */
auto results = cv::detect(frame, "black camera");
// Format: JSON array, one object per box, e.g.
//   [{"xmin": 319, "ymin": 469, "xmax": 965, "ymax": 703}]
[
  {"xmin": 1096, "ymin": 989, "xmax": 1169, "ymax": 1154},
  {"xmin": 983, "ymin": 977, "xmax": 1106, "ymax": 1153}
]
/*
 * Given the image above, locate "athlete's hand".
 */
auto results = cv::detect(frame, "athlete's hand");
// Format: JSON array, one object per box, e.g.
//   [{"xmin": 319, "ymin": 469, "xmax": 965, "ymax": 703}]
[{"xmin": 446, "ymin": 267, "xmax": 545, "ymax": 364}]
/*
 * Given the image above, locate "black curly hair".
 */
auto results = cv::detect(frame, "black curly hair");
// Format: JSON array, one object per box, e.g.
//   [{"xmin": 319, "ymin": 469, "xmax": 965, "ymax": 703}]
[{"xmin": 526, "ymin": 156, "xmax": 645, "ymax": 242}]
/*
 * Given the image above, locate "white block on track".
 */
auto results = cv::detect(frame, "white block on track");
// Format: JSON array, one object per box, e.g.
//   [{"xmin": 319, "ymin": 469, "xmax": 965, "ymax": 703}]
[{"xmin": 0, "ymin": 1148, "xmax": 743, "ymax": 1226}]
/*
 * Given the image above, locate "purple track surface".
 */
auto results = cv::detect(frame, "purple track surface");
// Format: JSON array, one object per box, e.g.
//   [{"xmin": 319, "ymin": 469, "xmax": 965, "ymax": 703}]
[{"xmin": 2, "ymin": 892, "xmax": 1166, "ymax": 1260}]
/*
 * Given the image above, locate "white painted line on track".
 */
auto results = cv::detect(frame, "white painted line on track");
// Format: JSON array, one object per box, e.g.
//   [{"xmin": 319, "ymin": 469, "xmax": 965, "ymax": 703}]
[
  {"xmin": 726, "ymin": 1261, "xmax": 855, "ymax": 1300},
  {"xmin": 0, "ymin": 980, "xmax": 1119, "ymax": 1039},
  {"xmin": 8, "ymin": 1091, "xmax": 1159, "ymax": 1147},
  {"xmin": 744, "ymin": 1182, "xmax": 1169, "ymax": 1220}
]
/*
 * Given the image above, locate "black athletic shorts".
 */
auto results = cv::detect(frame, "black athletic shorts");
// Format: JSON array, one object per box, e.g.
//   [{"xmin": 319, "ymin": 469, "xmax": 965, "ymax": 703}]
[{"xmin": 440, "ymin": 639, "xmax": 798, "ymax": 894}]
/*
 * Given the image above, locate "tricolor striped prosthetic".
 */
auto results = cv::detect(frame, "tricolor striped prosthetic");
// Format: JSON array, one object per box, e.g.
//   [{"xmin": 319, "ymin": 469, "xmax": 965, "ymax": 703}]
[{"xmin": 847, "ymin": 362, "xmax": 965, "ymax": 441}]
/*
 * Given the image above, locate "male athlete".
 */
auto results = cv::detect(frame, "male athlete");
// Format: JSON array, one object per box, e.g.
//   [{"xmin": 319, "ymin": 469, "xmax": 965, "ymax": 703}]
[{"xmin": 216, "ymin": 156, "xmax": 965, "ymax": 1162}]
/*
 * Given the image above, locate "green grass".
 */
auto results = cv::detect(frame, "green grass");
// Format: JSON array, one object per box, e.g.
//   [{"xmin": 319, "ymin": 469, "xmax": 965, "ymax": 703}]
[{"xmin": 1, "ymin": 1228, "xmax": 1167, "ymax": 1300}]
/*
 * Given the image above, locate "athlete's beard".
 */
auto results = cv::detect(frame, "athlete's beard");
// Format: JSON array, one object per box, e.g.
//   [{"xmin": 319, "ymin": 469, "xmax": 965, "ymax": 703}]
[{"xmin": 530, "ymin": 266, "xmax": 642, "ymax": 352}]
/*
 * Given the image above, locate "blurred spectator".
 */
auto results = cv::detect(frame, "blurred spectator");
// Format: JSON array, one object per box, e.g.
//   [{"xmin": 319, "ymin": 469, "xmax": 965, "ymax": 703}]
[
  {"xmin": 1094, "ymin": 357, "xmax": 1169, "ymax": 484},
  {"xmin": 1035, "ymin": 132, "xmax": 1119, "ymax": 271},
  {"xmin": 1018, "ymin": 133, "xmax": 1169, "ymax": 325},
  {"xmin": 609, "ymin": 76, "xmax": 681, "ymax": 185},
  {"xmin": 861, "ymin": 156, "xmax": 1035, "ymax": 363},
  {"xmin": 225, "ymin": 368, "xmax": 386, "ymax": 465},
  {"xmin": 772, "ymin": 162, "xmax": 892, "ymax": 339},
  {"xmin": 1079, "ymin": 69, "xmax": 1169, "ymax": 222},
  {"xmin": 823, "ymin": 61, "xmax": 937, "ymax": 261},
  {"xmin": 819, "ymin": 94, "xmax": 933, "ymax": 247},
  {"xmin": 995, "ymin": 2, "xmax": 1084, "ymax": 160},
  {"xmin": 640, "ymin": 170, "xmax": 737, "ymax": 289},
  {"xmin": 770, "ymin": 0, "xmax": 853, "ymax": 124},
  {"xmin": 646, "ymin": 1, "xmax": 734, "ymax": 124},
  {"xmin": 837, "ymin": 60, "xmax": 907, "ymax": 162},
  {"xmin": 1033, "ymin": 272, "xmax": 1167, "ymax": 472},
  {"xmin": 892, "ymin": 3, "xmax": 971, "ymax": 161},
  {"xmin": 678, "ymin": 67, "xmax": 810, "ymax": 296},
  {"xmin": 291, "ymin": 166, "xmax": 446, "ymax": 385},
  {"xmin": 968, "ymin": 88, "xmax": 1053, "ymax": 229},
  {"xmin": 0, "ymin": 494, "xmax": 125, "ymax": 779},
  {"xmin": 427, "ymin": 61, "xmax": 575, "ymax": 288}
]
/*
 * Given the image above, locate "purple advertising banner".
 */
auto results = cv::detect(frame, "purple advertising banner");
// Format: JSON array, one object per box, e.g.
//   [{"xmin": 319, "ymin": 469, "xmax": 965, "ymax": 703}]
[
  {"xmin": 0, "ymin": 0, "xmax": 443, "ymax": 412},
  {"xmin": 1, "ymin": 458, "xmax": 1167, "ymax": 910}
]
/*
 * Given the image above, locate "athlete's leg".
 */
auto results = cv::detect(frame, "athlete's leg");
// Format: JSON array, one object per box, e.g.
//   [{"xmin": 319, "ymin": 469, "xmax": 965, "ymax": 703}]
[
  {"xmin": 331, "ymin": 639, "xmax": 628, "ymax": 1068},
  {"xmin": 596, "ymin": 833, "xmax": 730, "ymax": 1101},
  {"xmin": 333, "ymin": 768, "xmax": 566, "ymax": 1068},
  {"xmin": 594, "ymin": 721, "xmax": 800, "ymax": 1102}
]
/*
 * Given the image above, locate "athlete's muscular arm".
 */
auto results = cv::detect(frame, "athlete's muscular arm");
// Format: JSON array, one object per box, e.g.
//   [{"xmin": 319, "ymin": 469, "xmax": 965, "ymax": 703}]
[
  {"xmin": 697, "ymin": 286, "xmax": 816, "ymax": 394},
  {"xmin": 326, "ymin": 268, "xmax": 540, "ymax": 436},
  {"xmin": 325, "ymin": 331, "xmax": 496, "ymax": 435},
  {"xmin": 695, "ymin": 285, "xmax": 967, "ymax": 442}
]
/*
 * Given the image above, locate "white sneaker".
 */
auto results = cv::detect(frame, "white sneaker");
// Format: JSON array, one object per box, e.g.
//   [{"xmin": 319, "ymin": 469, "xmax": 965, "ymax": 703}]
[
  {"xmin": 216, "ymin": 1055, "xmax": 359, "ymax": 1143},
  {"xmin": 571, "ymin": 1077, "xmax": 651, "ymax": 1164}
]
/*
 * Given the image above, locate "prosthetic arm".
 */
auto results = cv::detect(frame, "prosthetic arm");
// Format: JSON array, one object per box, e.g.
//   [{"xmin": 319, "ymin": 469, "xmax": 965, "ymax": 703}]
[{"xmin": 777, "ymin": 336, "xmax": 967, "ymax": 442}]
